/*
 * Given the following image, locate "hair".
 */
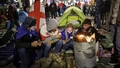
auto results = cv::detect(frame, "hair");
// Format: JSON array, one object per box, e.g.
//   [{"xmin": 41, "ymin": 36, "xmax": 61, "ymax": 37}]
[
  {"xmin": 10, "ymin": 1, "xmax": 15, "ymax": 4},
  {"xmin": 66, "ymin": 23, "xmax": 74, "ymax": 29},
  {"xmin": 65, "ymin": 23, "xmax": 75, "ymax": 40},
  {"xmin": 83, "ymin": 18, "xmax": 91, "ymax": 25}
]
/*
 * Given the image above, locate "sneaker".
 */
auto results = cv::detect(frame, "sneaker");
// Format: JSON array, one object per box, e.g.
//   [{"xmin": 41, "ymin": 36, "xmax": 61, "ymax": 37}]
[{"xmin": 108, "ymin": 59, "xmax": 118, "ymax": 66}]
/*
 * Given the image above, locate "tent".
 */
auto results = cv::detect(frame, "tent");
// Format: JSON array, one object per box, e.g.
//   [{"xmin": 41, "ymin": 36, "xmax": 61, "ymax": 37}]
[
  {"xmin": 59, "ymin": 6, "xmax": 86, "ymax": 27},
  {"xmin": 101, "ymin": 34, "xmax": 113, "ymax": 48}
]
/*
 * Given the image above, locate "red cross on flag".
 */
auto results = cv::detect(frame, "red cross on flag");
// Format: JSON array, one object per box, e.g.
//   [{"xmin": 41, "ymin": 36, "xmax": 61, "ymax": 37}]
[{"xmin": 29, "ymin": 0, "xmax": 49, "ymax": 41}]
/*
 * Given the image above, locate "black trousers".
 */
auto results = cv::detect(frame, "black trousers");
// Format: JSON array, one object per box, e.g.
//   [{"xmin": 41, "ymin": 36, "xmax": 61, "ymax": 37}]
[{"xmin": 51, "ymin": 12, "xmax": 56, "ymax": 19}]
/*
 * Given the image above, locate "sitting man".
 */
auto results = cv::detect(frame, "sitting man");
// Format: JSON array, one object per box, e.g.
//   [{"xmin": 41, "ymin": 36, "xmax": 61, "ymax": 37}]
[
  {"xmin": 43, "ymin": 19, "xmax": 63, "ymax": 58},
  {"xmin": 15, "ymin": 17, "xmax": 43, "ymax": 68}
]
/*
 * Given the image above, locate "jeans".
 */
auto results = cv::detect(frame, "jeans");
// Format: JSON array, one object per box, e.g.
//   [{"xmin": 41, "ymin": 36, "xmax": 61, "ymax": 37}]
[
  {"xmin": 62, "ymin": 40, "xmax": 73, "ymax": 51},
  {"xmin": 45, "ymin": 12, "xmax": 49, "ymax": 22},
  {"xmin": 116, "ymin": 25, "xmax": 120, "ymax": 57},
  {"xmin": 54, "ymin": 40, "xmax": 63, "ymax": 53},
  {"xmin": 17, "ymin": 47, "xmax": 43, "ymax": 68},
  {"xmin": 110, "ymin": 25, "xmax": 118, "ymax": 60},
  {"xmin": 44, "ymin": 40, "xmax": 63, "ymax": 58}
]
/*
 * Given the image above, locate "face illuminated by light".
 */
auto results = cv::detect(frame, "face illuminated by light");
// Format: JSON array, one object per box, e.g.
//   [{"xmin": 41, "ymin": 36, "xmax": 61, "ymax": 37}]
[
  {"xmin": 83, "ymin": 24, "xmax": 91, "ymax": 30},
  {"xmin": 29, "ymin": 25, "xmax": 36, "ymax": 31},
  {"xmin": 67, "ymin": 27, "xmax": 73, "ymax": 33}
]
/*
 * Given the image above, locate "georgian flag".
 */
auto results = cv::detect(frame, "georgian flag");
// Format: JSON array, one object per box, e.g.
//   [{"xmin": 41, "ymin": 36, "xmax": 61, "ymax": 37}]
[{"xmin": 29, "ymin": 0, "xmax": 49, "ymax": 41}]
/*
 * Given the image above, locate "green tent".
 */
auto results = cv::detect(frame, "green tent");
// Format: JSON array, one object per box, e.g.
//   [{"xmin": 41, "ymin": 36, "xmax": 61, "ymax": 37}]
[
  {"xmin": 101, "ymin": 34, "xmax": 114, "ymax": 48},
  {"xmin": 59, "ymin": 6, "xmax": 86, "ymax": 27}
]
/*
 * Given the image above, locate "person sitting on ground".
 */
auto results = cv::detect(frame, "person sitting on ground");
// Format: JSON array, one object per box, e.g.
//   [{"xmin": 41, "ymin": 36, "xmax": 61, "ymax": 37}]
[
  {"xmin": 76, "ymin": 18, "xmax": 100, "ymax": 42},
  {"xmin": 60, "ymin": 23, "xmax": 75, "ymax": 52},
  {"xmin": 15, "ymin": 17, "xmax": 43, "ymax": 68},
  {"xmin": 43, "ymin": 19, "xmax": 63, "ymax": 58}
]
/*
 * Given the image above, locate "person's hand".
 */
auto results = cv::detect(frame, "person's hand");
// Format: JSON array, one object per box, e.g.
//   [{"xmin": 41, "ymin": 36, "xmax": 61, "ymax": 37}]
[
  {"xmin": 47, "ymin": 41, "xmax": 53, "ymax": 45},
  {"xmin": 56, "ymin": 35, "xmax": 61, "ymax": 38},
  {"xmin": 63, "ymin": 39, "xmax": 71, "ymax": 44},
  {"xmin": 31, "ymin": 41, "xmax": 38, "ymax": 47},
  {"xmin": 65, "ymin": 39, "xmax": 71, "ymax": 42},
  {"xmin": 38, "ymin": 41, "xmax": 43, "ymax": 46}
]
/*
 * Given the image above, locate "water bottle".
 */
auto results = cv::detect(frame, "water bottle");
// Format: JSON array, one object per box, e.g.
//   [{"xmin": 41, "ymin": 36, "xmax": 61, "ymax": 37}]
[{"xmin": 99, "ymin": 45, "xmax": 103, "ymax": 57}]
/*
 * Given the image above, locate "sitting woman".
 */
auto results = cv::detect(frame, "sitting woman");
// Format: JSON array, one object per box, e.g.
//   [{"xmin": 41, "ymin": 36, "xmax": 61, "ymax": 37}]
[
  {"xmin": 15, "ymin": 17, "xmax": 43, "ymax": 68},
  {"xmin": 60, "ymin": 23, "xmax": 75, "ymax": 52}
]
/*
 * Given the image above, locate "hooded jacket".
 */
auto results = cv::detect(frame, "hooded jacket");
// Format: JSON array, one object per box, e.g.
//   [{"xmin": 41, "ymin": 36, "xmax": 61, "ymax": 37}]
[
  {"xmin": 15, "ymin": 17, "xmax": 39, "ymax": 48},
  {"xmin": 47, "ymin": 19, "xmax": 58, "ymax": 32}
]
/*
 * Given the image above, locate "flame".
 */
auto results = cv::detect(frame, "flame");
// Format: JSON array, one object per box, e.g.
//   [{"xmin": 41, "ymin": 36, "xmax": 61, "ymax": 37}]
[
  {"xmin": 85, "ymin": 33, "xmax": 95, "ymax": 42},
  {"xmin": 76, "ymin": 33, "xmax": 95, "ymax": 42},
  {"xmin": 79, "ymin": 34, "xmax": 85, "ymax": 38}
]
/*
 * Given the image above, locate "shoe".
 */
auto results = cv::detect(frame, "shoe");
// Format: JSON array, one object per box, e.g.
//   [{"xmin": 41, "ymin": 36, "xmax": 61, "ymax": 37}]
[{"xmin": 108, "ymin": 59, "xmax": 118, "ymax": 66}]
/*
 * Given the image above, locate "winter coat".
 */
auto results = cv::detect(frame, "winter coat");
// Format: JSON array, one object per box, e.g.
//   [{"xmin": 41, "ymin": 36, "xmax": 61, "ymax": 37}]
[
  {"xmin": 15, "ymin": 17, "xmax": 39, "ymax": 48},
  {"xmin": 116, "ymin": 4, "xmax": 120, "ymax": 26},
  {"xmin": 45, "ymin": 3, "xmax": 49, "ymax": 13},
  {"xmin": 8, "ymin": 6, "xmax": 19, "ymax": 20},
  {"xmin": 49, "ymin": 3, "xmax": 57, "ymax": 12},
  {"xmin": 43, "ymin": 19, "xmax": 59, "ymax": 43},
  {"xmin": 61, "ymin": 29, "xmax": 74, "ymax": 40}
]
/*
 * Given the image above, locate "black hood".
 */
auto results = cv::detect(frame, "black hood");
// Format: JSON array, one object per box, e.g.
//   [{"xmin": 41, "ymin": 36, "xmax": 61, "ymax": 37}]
[{"xmin": 23, "ymin": 17, "xmax": 36, "ymax": 28}]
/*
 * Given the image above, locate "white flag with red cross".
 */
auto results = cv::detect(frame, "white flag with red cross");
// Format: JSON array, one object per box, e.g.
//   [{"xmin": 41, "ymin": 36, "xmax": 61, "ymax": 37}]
[{"xmin": 29, "ymin": 0, "xmax": 49, "ymax": 41}]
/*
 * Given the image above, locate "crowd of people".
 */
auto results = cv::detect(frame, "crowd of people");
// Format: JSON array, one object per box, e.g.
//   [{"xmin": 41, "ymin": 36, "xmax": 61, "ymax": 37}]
[
  {"xmin": 1, "ymin": 0, "xmax": 120, "ymax": 68},
  {"xmin": 45, "ymin": 1, "xmax": 67, "ymax": 22},
  {"xmin": 14, "ymin": 16, "xmax": 99, "ymax": 68},
  {"xmin": 0, "ymin": 1, "xmax": 99, "ymax": 68}
]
